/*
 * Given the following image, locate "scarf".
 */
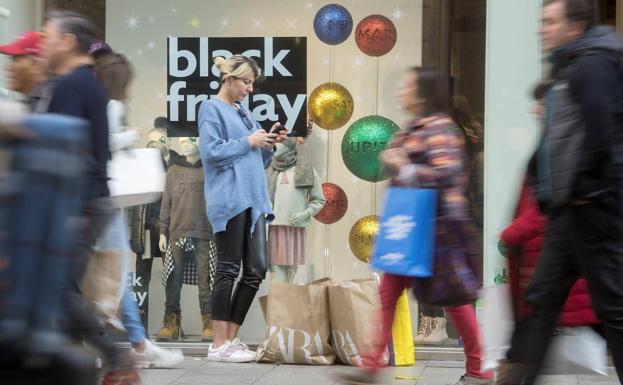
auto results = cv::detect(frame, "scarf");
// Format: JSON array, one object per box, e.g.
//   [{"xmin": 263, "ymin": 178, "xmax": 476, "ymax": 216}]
[{"xmin": 266, "ymin": 138, "xmax": 314, "ymax": 203}]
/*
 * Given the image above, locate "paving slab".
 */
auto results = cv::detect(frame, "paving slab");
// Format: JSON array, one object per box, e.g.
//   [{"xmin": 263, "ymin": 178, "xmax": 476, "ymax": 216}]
[{"xmin": 136, "ymin": 358, "xmax": 620, "ymax": 385}]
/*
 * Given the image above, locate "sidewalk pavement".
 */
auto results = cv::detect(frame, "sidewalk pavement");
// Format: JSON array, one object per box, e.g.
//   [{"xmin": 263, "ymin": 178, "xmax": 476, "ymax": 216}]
[{"xmin": 138, "ymin": 358, "xmax": 620, "ymax": 385}]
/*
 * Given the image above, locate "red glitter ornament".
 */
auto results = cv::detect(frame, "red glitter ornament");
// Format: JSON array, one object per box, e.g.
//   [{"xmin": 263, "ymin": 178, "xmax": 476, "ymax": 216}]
[
  {"xmin": 354, "ymin": 15, "xmax": 397, "ymax": 57},
  {"xmin": 314, "ymin": 183, "xmax": 348, "ymax": 224}
]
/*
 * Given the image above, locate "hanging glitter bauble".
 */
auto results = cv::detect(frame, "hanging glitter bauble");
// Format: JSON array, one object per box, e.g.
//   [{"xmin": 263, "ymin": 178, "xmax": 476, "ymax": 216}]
[
  {"xmin": 313, "ymin": 4, "xmax": 353, "ymax": 45},
  {"xmin": 314, "ymin": 183, "xmax": 348, "ymax": 224},
  {"xmin": 349, "ymin": 215, "xmax": 380, "ymax": 263},
  {"xmin": 308, "ymin": 82, "xmax": 354, "ymax": 130},
  {"xmin": 354, "ymin": 15, "xmax": 397, "ymax": 57},
  {"xmin": 341, "ymin": 115, "xmax": 400, "ymax": 182}
]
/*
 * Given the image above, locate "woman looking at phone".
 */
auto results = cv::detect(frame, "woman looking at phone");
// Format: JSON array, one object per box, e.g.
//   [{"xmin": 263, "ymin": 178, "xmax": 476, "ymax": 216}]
[{"xmin": 198, "ymin": 55, "xmax": 287, "ymax": 363}]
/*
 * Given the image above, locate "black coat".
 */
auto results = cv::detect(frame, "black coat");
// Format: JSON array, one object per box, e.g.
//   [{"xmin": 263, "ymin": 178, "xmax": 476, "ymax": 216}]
[{"xmin": 534, "ymin": 26, "xmax": 623, "ymax": 215}]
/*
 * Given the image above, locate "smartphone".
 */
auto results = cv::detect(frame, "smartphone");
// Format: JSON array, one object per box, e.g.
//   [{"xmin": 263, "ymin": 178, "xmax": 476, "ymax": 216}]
[{"xmin": 269, "ymin": 124, "xmax": 287, "ymax": 135}]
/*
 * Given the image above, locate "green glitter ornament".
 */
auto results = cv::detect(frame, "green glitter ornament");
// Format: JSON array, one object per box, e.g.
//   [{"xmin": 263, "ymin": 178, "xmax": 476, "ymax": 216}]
[{"xmin": 341, "ymin": 115, "xmax": 400, "ymax": 182}]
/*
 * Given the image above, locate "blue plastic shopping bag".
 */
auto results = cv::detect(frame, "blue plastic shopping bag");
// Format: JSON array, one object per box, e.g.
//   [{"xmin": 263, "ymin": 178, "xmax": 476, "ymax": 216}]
[{"xmin": 370, "ymin": 187, "xmax": 436, "ymax": 277}]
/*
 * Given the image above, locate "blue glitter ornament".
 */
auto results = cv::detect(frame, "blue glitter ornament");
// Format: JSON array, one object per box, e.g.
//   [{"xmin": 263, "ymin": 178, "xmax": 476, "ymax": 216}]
[{"xmin": 313, "ymin": 4, "xmax": 353, "ymax": 45}]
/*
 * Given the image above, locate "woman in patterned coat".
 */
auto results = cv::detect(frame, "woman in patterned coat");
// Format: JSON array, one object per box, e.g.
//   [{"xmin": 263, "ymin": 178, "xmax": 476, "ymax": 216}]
[{"xmin": 339, "ymin": 67, "xmax": 492, "ymax": 385}]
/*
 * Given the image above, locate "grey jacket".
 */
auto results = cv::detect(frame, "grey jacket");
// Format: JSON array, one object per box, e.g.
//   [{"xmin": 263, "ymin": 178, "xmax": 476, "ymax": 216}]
[{"xmin": 160, "ymin": 155, "xmax": 214, "ymax": 241}]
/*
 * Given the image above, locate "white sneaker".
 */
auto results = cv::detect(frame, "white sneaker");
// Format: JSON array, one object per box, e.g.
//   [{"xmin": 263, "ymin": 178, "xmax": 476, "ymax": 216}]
[
  {"xmin": 231, "ymin": 338, "xmax": 252, "ymax": 353},
  {"xmin": 129, "ymin": 340, "xmax": 184, "ymax": 368},
  {"xmin": 207, "ymin": 340, "xmax": 256, "ymax": 363},
  {"xmin": 232, "ymin": 338, "xmax": 256, "ymax": 361}
]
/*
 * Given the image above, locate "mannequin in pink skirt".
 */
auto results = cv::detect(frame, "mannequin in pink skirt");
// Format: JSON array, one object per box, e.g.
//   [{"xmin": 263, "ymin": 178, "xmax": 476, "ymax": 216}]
[{"xmin": 266, "ymin": 136, "xmax": 325, "ymax": 283}]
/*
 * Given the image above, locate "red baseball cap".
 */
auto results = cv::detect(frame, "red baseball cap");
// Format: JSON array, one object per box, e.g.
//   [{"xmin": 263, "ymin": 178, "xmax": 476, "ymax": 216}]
[{"xmin": 0, "ymin": 32, "xmax": 41, "ymax": 56}]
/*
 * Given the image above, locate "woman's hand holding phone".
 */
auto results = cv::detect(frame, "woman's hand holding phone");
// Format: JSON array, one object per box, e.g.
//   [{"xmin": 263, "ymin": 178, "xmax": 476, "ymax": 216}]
[
  {"xmin": 248, "ymin": 129, "xmax": 276, "ymax": 149},
  {"xmin": 270, "ymin": 122, "xmax": 288, "ymax": 143}
]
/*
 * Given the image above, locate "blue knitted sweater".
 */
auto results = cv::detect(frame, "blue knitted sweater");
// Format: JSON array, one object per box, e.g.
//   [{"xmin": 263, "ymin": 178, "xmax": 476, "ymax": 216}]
[{"xmin": 198, "ymin": 98, "xmax": 274, "ymax": 233}]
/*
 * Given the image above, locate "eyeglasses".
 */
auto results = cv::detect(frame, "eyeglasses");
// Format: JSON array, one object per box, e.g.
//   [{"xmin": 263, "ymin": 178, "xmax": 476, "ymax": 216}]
[{"xmin": 237, "ymin": 107, "xmax": 255, "ymax": 131}]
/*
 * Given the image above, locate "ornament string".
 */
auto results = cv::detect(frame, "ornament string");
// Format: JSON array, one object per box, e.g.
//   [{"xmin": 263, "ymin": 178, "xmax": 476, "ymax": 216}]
[
  {"xmin": 330, "ymin": 46, "xmax": 336, "ymax": 83},
  {"xmin": 371, "ymin": 57, "xmax": 380, "ymax": 215},
  {"xmin": 324, "ymin": 124, "xmax": 331, "ymax": 277},
  {"xmin": 373, "ymin": 57, "xmax": 379, "ymax": 115},
  {"xmin": 323, "ymin": 46, "xmax": 337, "ymax": 277}
]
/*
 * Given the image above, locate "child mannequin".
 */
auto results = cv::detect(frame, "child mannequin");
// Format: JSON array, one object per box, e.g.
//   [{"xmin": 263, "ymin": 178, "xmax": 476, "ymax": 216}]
[
  {"xmin": 157, "ymin": 137, "xmax": 217, "ymax": 341},
  {"xmin": 266, "ymin": 137, "xmax": 325, "ymax": 282}
]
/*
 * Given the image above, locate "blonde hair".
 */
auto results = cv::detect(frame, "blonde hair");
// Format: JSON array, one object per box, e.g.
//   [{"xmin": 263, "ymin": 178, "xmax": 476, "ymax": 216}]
[{"xmin": 214, "ymin": 55, "xmax": 261, "ymax": 83}]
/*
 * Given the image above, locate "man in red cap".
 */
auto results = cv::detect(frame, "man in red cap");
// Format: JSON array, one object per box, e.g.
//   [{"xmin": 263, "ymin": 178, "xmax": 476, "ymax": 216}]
[{"xmin": 0, "ymin": 31, "xmax": 48, "ymax": 111}]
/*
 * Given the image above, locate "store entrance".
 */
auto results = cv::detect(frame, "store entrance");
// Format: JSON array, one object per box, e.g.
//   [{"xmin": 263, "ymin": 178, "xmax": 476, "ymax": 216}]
[
  {"xmin": 598, "ymin": 0, "xmax": 621, "ymax": 30},
  {"xmin": 421, "ymin": 0, "xmax": 486, "ymax": 350}
]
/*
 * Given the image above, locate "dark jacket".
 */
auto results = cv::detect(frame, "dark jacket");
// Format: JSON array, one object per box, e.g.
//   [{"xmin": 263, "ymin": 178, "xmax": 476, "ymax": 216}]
[
  {"xmin": 46, "ymin": 65, "xmax": 110, "ymax": 199},
  {"xmin": 534, "ymin": 26, "xmax": 623, "ymax": 214}
]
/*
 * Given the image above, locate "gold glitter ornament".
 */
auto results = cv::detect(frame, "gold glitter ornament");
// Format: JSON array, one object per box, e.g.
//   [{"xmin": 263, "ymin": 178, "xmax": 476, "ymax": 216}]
[
  {"xmin": 349, "ymin": 215, "xmax": 380, "ymax": 263},
  {"xmin": 308, "ymin": 82, "xmax": 354, "ymax": 130}
]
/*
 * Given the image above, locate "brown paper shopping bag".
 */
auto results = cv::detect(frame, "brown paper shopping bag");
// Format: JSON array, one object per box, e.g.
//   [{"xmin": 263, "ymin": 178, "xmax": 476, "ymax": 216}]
[
  {"xmin": 81, "ymin": 250, "xmax": 123, "ymax": 324},
  {"xmin": 328, "ymin": 279, "xmax": 385, "ymax": 366},
  {"xmin": 259, "ymin": 295, "xmax": 268, "ymax": 321},
  {"xmin": 256, "ymin": 279, "xmax": 336, "ymax": 365}
]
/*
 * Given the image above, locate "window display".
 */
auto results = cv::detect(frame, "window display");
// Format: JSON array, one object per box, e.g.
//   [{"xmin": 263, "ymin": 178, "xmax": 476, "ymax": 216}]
[{"xmin": 0, "ymin": 0, "xmax": 488, "ymax": 349}]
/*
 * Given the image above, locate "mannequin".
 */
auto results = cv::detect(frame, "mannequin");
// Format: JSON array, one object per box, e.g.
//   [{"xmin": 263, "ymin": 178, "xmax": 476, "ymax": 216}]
[
  {"xmin": 266, "ymin": 136, "xmax": 325, "ymax": 283},
  {"xmin": 414, "ymin": 304, "xmax": 448, "ymax": 345},
  {"xmin": 146, "ymin": 119, "xmax": 171, "ymax": 161},
  {"xmin": 129, "ymin": 123, "xmax": 171, "ymax": 330},
  {"xmin": 157, "ymin": 137, "xmax": 217, "ymax": 342}
]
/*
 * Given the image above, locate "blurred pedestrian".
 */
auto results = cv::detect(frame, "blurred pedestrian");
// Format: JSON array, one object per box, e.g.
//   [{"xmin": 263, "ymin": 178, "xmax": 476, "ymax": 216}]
[
  {"xmin": 0, "ymin": 89, "xmax": 98, "ymax": 385},
  {"xmin": 0, "ymin": 97, "xmax": 30, "ymax": 140},
  {"xmin": 94, "ymin": 52, "xmax": 184, "ymax": 368},
  {"xmin": 497, "ymin": 1, "xmax": 623, "ymax": 383},
  {"xmin": 40, "ymin": 11, "xmax": 138, "ymax": 382},
  {"xmin": 339, "ymin": 67, "xmax": 493, "ymax": 385},
  {"xmin": 0, "ymin": 31, "xmax": 48, "ymax": 111},
  {"xmin": 497, "ymin": 82, "xmax": 601, "ymax": 381}
]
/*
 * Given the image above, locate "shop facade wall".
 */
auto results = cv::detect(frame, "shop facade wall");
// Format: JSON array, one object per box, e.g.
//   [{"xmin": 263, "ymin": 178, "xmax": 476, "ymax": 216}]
[{"xmin": 483, "ymin": 0, "xmax": 542, "ymax": 289}]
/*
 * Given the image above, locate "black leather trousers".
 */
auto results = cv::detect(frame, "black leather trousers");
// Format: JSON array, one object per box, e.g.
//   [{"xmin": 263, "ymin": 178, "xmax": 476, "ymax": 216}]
[{"xmin": 212, "ymin": 209, "xmax": 267, "ymax": 325}]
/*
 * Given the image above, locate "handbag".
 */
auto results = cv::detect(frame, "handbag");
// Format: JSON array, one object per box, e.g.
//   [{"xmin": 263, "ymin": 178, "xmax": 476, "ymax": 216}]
[
  {"xmin": 411, "ymin": 217, "xmax": 480, "ymax": 306},
  {"xmin": 370, "ymin": 187, "xmax": 437, "ymax": 277},
  {"xmin": 107, "ymin": 148, "xmax": 165, "ymax": 207}
]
